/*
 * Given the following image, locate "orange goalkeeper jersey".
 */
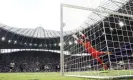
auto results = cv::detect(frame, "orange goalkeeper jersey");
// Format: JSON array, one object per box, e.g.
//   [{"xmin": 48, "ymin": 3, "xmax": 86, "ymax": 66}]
[{"xmin": 78, "ymin": 40, "xmax": 104, "ymax": 57}]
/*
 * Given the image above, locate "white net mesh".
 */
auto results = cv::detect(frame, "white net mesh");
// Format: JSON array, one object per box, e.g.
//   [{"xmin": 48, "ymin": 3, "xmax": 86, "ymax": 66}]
[{"xmin": 62, "ymin": 0, "xmax": 133, "ymax": 79}]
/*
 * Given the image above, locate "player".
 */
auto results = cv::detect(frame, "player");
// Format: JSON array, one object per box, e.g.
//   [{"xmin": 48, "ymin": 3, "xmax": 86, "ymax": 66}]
[
  {"xmin": 9, "ymin": 62, "xmax": 15, "ymax": 72},
  {"xmin": 72, "ymin": 31, "xmax": 111, "ymax": 70},
  {"xmin": 19, "ymin": 63, "xmax": 24, "ymax": 72}
]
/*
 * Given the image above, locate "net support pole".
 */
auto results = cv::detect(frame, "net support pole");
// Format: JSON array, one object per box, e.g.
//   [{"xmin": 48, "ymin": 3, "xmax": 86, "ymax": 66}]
[
  {"xmin": 102, "ymin": 20, "xmax": 112, "ymax": 70},
  {"xmin": 60, "ymin": 4, "xmax": 64, "ymax": 76},
  {"xmin": 62, "ymin": 3, "xmax": 133, "ymax": 18}
]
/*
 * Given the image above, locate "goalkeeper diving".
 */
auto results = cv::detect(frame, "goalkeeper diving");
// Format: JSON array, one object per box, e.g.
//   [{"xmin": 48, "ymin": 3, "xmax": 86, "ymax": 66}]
[{"xmin": 72, "ymin": 31, "xmax": 112, "ymax": 70}]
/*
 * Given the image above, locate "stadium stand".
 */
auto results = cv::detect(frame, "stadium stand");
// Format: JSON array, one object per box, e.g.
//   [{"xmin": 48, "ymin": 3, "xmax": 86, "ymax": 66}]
[{"xmin": 0, "ymin": 51, "xmax": 60, "ymax": 72}]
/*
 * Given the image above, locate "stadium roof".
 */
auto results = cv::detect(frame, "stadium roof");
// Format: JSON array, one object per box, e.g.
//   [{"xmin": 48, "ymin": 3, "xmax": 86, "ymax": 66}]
[
  {"xmin": 0, "ymin": 24, "xmax": 72, "ymax": 38},
  {"xmin": 0, "ymin": 0, "xmax": 129, "ymax": 38},
  {"xmin": 76, "ymin": 0, "xmax": 129, "ymax": 31}
]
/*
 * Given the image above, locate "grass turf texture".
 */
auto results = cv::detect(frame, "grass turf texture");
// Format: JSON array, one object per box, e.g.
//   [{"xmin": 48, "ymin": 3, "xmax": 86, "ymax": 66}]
[
  {"xmin": 0, "ymin": 70, "xmax": 133, "ymax": 80},
  {"xmin": 0, "ymin": 72, "xmax": 83, "ymax": 80},
  {"xmin": 65, "ymin": 70, "xmax": 133, "ymax": 76}
]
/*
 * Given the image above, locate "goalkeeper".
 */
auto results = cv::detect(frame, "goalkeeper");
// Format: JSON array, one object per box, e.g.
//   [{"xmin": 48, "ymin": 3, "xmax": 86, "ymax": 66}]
[{"xmin": 72, "ymin": 32, "xmax": 111, "ymax": 70}]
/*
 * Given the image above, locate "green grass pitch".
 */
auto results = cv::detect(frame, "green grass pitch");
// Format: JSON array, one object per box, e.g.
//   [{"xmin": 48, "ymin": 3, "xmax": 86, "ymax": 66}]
[
  {"xmin": 0, "ymin": 72, "xmax": 84, "ymax": 80},
  {"xmin": 0, "ymin": 70, "xmax": 133, "ymax": 80},
  {"xmin": 66, "ymin": 70, "xmax": 133, "ymax": 76}
]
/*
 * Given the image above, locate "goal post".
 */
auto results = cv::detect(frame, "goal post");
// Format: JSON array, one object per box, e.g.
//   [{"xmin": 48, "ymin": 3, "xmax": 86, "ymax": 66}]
[
  {"xmin": 60, "ymin": 2, "xmax": 133, "ymax": 79},
  {"xmin": 60, "ymin": 4, "xmax": 65, "ymax": 76}
]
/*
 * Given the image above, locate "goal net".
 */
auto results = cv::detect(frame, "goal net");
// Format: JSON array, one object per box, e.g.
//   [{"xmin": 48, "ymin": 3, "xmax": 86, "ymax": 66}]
[{"xmin": 61, "ymin": 0, "xmax": 133, "ymax": 79}]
